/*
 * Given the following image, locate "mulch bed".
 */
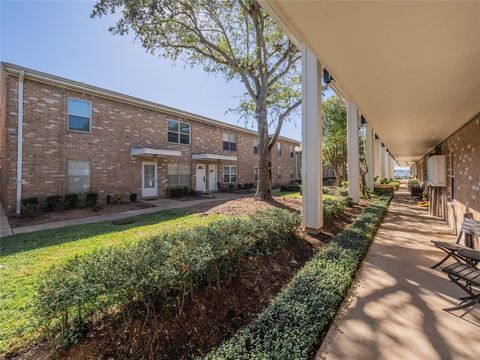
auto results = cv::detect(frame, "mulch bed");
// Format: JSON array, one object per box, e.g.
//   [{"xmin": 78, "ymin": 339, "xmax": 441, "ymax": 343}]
[
  {"xmin": 17, "ymin": 200, "xmax": 365, "ymax": 360},
  {"xmin": 8, "ymin": 202, "xmax": 153, "ymax": 228}
]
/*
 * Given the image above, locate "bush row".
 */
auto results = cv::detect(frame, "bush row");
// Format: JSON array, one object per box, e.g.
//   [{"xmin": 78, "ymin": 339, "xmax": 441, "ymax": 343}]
[
  {"xmin": 34, "ymin": 208, "xmax": 300, "ymax": 347},
  {"xmin": 204, "ymin": 196, "xmax": 391, "ymax": 359}
]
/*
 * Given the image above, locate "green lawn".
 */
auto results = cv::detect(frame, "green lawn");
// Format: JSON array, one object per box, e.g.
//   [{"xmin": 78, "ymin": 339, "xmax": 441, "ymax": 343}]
[{"xmin": 0, "ymin": 209, "xmax": 223, "ymax": 354}]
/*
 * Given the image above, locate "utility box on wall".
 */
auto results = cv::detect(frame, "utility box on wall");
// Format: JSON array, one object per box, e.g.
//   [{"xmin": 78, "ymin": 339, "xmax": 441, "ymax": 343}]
[{"xmin": 427, "ymin": 155, "xmax": 447, "ymax": 187}]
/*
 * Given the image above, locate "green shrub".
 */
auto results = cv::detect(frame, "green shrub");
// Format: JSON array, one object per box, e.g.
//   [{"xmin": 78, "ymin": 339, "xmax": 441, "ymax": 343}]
[
  {"xmin": 34, "ymin": 209, "xmax": 300, "ymax": 348},
  {"xmin": 204, "ymin": 196, "xmax": 391, "ymax": 360},
  {"xmin": 46, "ymin": 195, "xmax": 63, "ymax": 212},
  {"xmin": 64, "ymin": 194, "xmax": 79, "ymax": 209},
  {"xmin": 380, "ymin": 177, "xmax": 389, "ymax": 184},
  {"xmin": 85, "ymin": 193, "xmax": 98, "ymax": 208},
  {"xmin": 408, "ymin": 179, "xmax": 420, "ymax": 187},
  {"xmin": 129, "ymin": 193, "xmax": 137, "ymax": 202},
  {"xmin": 168, "ymin": 187, "xmax": 189, "ymax": 198},
  {"xmin": 21, "ymin": 198, "xmax": 40, "ymax": 218},
  {"xmin": 22, "ymin": 197, "xmax": 39, "ymax": 207}
]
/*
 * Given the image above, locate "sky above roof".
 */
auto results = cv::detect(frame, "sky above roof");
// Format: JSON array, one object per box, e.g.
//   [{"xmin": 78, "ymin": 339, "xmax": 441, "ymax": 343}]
[{"xmin": 1, "ymin": 0, "xmax": 303, "ymax": 141}]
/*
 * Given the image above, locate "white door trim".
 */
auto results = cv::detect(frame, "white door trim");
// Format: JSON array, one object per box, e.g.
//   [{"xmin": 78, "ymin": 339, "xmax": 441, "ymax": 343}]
[
  {"xmin": 141, "ymin": 161, "xmax": 158, "ymax": 198},
  {"xmin": 208, "ymin": 164, "xmax": 217, "ymax": 192},
  {"xmin": 195, "ymin": 164, "xmax": 206, "ymax": 192}
]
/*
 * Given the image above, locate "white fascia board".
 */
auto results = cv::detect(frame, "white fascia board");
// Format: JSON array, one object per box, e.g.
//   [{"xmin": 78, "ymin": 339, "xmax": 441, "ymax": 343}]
[
  {"xmin": 192, "ymin": 153, "xmax": 237, "ymax": 161},
  {"xmin": 130, "ymin": 148, "xmax": 181, "ymax": 157}
]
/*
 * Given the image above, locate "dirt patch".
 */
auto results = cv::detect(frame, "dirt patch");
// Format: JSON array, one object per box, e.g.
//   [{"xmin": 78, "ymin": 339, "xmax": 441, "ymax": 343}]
[
  {"xmin": 16, "ymin": 200, "xmax": 366, "ymax": 360},
  {"xmin": 8, "ymin": 202, "xmax": 153, "ymax": 228}
]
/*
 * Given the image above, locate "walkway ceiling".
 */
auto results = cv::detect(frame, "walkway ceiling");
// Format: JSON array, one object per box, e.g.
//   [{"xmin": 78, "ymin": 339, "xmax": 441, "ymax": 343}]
[{"xmin": 263, "ymin": 1, "xmax": 480, "ymax": 164}]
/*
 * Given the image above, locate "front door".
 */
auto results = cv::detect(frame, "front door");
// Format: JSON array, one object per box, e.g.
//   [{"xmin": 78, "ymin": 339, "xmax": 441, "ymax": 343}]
[
  {"xmin": 208, "ymin": 164, "xmax": 217, "ymax": 192},
  {"xmin": 142, "ymin": 161, "xmax": 158, "ymax": 198},
  {"xmin": 196, "ymin": 164, "xmax": 206, "ymax": 192}
]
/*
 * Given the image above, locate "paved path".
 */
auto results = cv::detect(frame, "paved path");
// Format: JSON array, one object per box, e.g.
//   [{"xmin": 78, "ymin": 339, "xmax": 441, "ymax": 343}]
[
  {"xmin": 7, "ymin": 193, "xmax": 246, "ymax": 236},
  {"xmin": 0, "ymin": 202, "xmax": 13, "ymax": 237},
  {"xmin": 317, "ymin": 187, "xmax": 480, "ymax": 360}
]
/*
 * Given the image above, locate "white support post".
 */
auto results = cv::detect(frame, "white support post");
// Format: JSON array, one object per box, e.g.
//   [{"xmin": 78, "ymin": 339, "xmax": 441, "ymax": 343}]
[
  {"xmin": 380, "ymin": 144, "xmax": 386, "ymax": 179},
  {"xmin": 373, "ymin": 137, "xmax": 381, "ymax": 179},
  {"xmin": 301, "ymin": 44, "xmax": 323, "ymax": 233},
  {"xmin": 347, "ymin": 102, "xmax": 360, "ymax": 203},
  {"xmin": 365, "ymin": 123, "xmax": 374, "ymax": 191}
]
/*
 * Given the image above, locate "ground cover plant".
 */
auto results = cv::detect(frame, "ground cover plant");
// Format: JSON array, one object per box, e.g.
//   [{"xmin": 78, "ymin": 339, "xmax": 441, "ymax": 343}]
[
  {"xmin": 0, "ymin": 209, "xmax": 223, "ymax": 355},
  {"xmin": 205, "ymin": 195, "xmax": 391, "ymax": 359},
  {"xmin": 33, "ymin": 209, "xmax": 300, "ymax": 351}
]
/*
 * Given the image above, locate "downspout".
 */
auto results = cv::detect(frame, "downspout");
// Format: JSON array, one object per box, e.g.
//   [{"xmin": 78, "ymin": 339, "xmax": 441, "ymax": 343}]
[{"xmin": 16, "ymin": 70, "xmax": 24, "ymax": 215}]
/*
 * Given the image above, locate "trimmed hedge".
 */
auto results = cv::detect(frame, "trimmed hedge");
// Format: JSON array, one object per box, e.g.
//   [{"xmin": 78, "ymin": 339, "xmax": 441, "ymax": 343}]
[
  {"xmin": 34, "ymin": 209, "xmax": 300, "ymax": 346},
  {"xmin": 204, "ymin": 196, "xmax": 391, "ymax": 359}
]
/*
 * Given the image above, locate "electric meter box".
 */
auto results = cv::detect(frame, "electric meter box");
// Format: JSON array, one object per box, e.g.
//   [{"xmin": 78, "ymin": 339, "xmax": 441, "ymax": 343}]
[{"xmin": 427, "ymin": 155, "xmax": 446, "ymax": 187}]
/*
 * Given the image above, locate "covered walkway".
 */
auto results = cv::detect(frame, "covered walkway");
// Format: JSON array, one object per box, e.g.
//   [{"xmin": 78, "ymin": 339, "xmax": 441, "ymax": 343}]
[{"xmin": 318, "ymin": 187, "xmax": 480, "ymax": 360}]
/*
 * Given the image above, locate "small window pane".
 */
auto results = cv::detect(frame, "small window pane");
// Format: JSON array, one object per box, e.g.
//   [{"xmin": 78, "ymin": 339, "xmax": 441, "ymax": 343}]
[
  {"xmin": 168, "ymin": 132, "xmax": 179, "ymax": 143},
  {"xmin": 68, "ymin": 98, "xmax": 90, "ymax": 117},
  {"xmin": 144, "ymin": 165, "xmax": 155, "ymax": 188},
  {"xmin": 230, "ymin": 142, "xmax": 237, "ymax": 151},
  {"xmin": 168, "ymin": 119, "xmax": 179, "ymax": 132},
  {"xmin": 231, "ymin": 166, "xmax": 237, "ymax": 175},
  {"xmin": 180, "ymin": 133, "xmax": 190, "ymax": 144},
  {"xmin": 223, "ymin": 133, "xmax": 229, "ymax": 142},
  {"xmin": 180, "ymin": 123, "xmax": 190, "ymax": 134},
  {"xmin": 68, "ymin": 161, "xmax": 91, "ymax": 193},
  {"xmin": 231, "ymin": 175, "xmax": 237, "ymax": 183},
  {"xmin": 68, "ymin": 115, "xmax": 90, "ymax": 132}
]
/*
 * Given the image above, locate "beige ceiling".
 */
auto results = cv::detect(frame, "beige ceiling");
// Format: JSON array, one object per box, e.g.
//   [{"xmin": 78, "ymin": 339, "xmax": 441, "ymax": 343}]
[{"xmin": 264, "ymin": 1, "xmax": 480, "ymax": 164}]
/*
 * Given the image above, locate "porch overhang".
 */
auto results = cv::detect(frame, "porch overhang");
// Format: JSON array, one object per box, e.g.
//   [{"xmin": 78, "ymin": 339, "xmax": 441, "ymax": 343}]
[
  {"xmin": 261, "ymin": 1, "xmax": 480, "ymax": 164},
  {"xmin": 192, "ymin": 153, "xmax": 237, "ymax": 161},
  {"xmin": 130, "ymin": 148, "xmax": 181, "ymax": 157}
]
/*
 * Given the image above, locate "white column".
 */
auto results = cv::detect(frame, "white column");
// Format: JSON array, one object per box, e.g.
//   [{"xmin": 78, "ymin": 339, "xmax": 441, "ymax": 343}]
[
  {"xmin": 347, "ymin": 101, "xmax": 360, "ymax": 203},
  {"xmin": 380, "ymin": 144, "xmax": 386, "ymax": 179},
  {"xmin": 391, "ymin": 156, "xmax": 396, "ymax": 179},
  {"xmin": 365, "ymin": 123, "xmax": 374, "ymax": 191},
  {"xmin": 373, "ymin": 137, "xmax": 381, "ymax": 179},
  {"xmin": 301, "ymin": 44, "xmax": 323, "ymax": 233}
]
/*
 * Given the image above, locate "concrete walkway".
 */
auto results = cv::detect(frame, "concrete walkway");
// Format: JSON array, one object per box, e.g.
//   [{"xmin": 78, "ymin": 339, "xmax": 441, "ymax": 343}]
[
  {"xmin": 0, "ymin": 202, "xmax": 13, "ymax": 237},
  {"xmin": 317, "ymin": 187, "xmax": 480, "ymax": 360},
  {"xmin": 8, "ymin": 193, "xmax": 246, "ymax": 236}
]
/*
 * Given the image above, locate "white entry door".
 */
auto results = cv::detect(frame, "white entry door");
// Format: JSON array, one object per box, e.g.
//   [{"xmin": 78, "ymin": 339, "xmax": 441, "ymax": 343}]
[
  {"xmin": 196, "ymin": 164, "xmax": 206, "ymax": 192},
  {"xmin": 142, "ymin": 161, "xmax": 158, "ymax": 198},
  {"xmin": 208, "ymin": 164, "xmax": 217, "ymax": 192}
]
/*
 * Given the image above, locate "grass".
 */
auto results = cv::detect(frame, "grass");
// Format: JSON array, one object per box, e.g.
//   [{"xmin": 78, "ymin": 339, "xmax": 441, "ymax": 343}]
[{"xmin": 0, "ymin": 209, "xmax": 223, "ymax": 355}]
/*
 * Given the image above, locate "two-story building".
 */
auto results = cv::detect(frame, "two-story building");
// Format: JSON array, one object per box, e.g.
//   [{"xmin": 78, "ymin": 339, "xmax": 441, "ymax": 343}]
[{"xmin": 0, "ymin": 63, "xmax": 300, "ymax": 214}]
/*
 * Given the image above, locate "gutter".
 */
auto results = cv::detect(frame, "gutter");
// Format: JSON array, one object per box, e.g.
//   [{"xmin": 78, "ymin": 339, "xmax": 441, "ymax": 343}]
[
  {"xmin": 16, "ymin": 70, "xmax": 25, "ymax": 215},
  {"xmin": 2, "ymin": 62, "xmax": 300, "ymax": 145}
]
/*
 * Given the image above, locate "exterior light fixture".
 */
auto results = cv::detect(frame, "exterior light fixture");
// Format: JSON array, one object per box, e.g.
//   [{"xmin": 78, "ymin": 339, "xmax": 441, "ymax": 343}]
[
  {"xmin": 323, "ymin": 68, "xmax": 333, "ymax": 84},
  {"xmin": 360, "ymin": 115, "xmax": 366, "ymax": 125}
]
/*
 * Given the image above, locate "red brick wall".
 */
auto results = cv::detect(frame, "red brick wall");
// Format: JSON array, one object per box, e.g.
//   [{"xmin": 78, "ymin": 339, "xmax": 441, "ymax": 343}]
[
  {"xmin": 0, "ymin": 70, "xmax": 7, "ymax": 207},
  {"xmin": 1, "ymin": 73, "xmax": 298, "ymax": 213}
]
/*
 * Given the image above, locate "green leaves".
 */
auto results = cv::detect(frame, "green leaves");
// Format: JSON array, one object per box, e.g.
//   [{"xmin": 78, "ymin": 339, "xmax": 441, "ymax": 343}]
[
  {"xmin": 34, "ymin": 208, "xmax": 300, "ymax": 348},
  {"xmin": 204, "ymin": 196, "xmax": 391, "ymax": 359}
]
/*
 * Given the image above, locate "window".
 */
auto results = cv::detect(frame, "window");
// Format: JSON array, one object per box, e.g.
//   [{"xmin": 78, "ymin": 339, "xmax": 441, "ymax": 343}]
[
  {"xmin": 253, "ymin": 139, "xmax": 259, "ymax": 154},
  {"xmin": 223, "ymin": 165, "xmax": 237, "ymax": 183},
  {"xmin": 254, "ymin": 166, "xmax": 259, "ymax": 181},
  {"xmin": 223, "ymin": 133, "xmax": 237, "ymax": 151},
  {"xmin": 168, "ymin": 119, "xmax": 190, "ymax": 144},
  {"xmin": 68, "ymin": 160, "xmax": 91, "ymax": 193},
  {"xmin": 277, "ymin": 142, "xmax": 282, "ymax": 157},
  {"xmin": 167, "ymin": 163, "xmax": 191, "ymax": 186},
  {"xmin": 277, "ymin": 167, "xmax": 282, "ymax": 179},
  {"xmin": 448, "ymin": 152, "xmax": 455, "ymax": 202},
  {"xmin": 289, "ymin": 145, "xmax": 294, "ymax": 158},
  {"xmin": 290, "ymin": 168, "xmax": 294, "ymax": 179},
  {"xmin": 68, "ymin": 98, "xmax": 91, "ymax": 132}
]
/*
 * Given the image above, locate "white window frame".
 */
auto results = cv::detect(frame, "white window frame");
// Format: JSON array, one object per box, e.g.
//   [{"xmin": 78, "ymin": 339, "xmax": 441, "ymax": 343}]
[
  {"xmin": 167, "ymin": 119, "xmax": 191, "ymax": 145},
  {"xmin": 277, "ymin": 142, "xmax": 282, "ymax": 157},
  {"xmin": 167, "ymin": 163, "xmax": 191, "ymax": 187},
  {"xmin": 223, "ymin": 165, "xmax": 237, "ymax": 183},
  {"xmin": 223, "ymin": 132, "xmax": 237, "ymax": 151},
  {"xmin": 67, "ymin": 98, "xmax": 92, "ymax": 133},
  {"xmin": 67, "ymin": 160, "xmax": 91, "ymax": 193},
  {"xmin": 277, "ymin": 166, "xmax": 282, "ymax": 179},
  {"xmin": 289, "ymin": 145, "xmax": 294, "ymax": 158}
]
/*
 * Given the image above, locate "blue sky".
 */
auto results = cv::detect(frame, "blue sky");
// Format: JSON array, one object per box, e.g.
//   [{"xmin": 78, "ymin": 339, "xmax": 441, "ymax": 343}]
[{"xmin": 1, "ymin": 0, "xmax": 301, "ymax": 140}]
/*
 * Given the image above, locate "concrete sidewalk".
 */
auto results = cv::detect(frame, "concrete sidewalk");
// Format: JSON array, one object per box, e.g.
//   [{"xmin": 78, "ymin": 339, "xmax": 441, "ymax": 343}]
[
  {"xmin": 7, "ymin": 193, "xmax": 246, "ymax": 236},
  {"xmin": 317, "ymin": 187, "xmax": 480, "ymax": 360},
  {"xmin": 0, "ymin": 202, "xmax": 13, "ymax": 237}
]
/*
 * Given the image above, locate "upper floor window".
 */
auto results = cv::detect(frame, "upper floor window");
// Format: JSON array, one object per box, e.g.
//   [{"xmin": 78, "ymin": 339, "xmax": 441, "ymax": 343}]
[
  {"xmin": 223, "ymin": 133, "xmax": 237, "ymax": 151},
  {"xmin": 168, "ymin": 119, "xmax": 190, "ymax": 145},
  {"xmin": 68, "ymin": 160, "xmax": 91, "ymax": 193},
  {"xmin": 277, "ymin": 167, "xmax": 282, "ymax": 179},
  {"xmin": 289, "ymin": 145, "xmax": 294, "ymax": 158},
  {"xmin": 253, "ymin": 139, "xmax": 259, "ymax": 154},
  {"xmin": 277, "ymin": 142, "xmax": 282, "ymax": 157},
  {"xmin": 68, "ymin": 98, "xmax": 91, "ymax": 133}
]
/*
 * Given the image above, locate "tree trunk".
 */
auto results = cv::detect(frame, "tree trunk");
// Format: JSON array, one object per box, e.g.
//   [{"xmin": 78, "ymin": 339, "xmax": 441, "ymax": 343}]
[{"xmin": 255, "ymin": 99, "xmax": 272, "ymax": 200}]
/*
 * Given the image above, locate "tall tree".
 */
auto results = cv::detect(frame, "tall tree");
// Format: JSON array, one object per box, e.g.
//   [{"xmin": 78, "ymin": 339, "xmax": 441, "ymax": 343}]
[
  {"xmin": 322, "ymin": 95, "xmax": 347, "ymax": 186},
  {"xmin": 92, "ymin": 0, "xmax": 301, "ymax": 200}
]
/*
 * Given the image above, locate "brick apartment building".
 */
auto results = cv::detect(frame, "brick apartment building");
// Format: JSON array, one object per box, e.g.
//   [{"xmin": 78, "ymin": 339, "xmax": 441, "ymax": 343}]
[{"xmin": 0, "ymin": 63, "xmax": 300, "ymax": 215}]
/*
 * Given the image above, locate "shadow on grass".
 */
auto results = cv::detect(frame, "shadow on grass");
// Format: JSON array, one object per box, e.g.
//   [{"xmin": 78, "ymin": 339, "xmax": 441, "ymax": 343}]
[{"xmin": 0, "ymin": 208, "xmax": 192, "ymax": 258}]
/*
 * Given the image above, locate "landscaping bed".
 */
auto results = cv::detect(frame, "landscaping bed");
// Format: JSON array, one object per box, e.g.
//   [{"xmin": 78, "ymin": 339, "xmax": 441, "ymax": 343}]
[{"xmin": 8, "ymin": 201, "xmax": 153, "ymax": 228}]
